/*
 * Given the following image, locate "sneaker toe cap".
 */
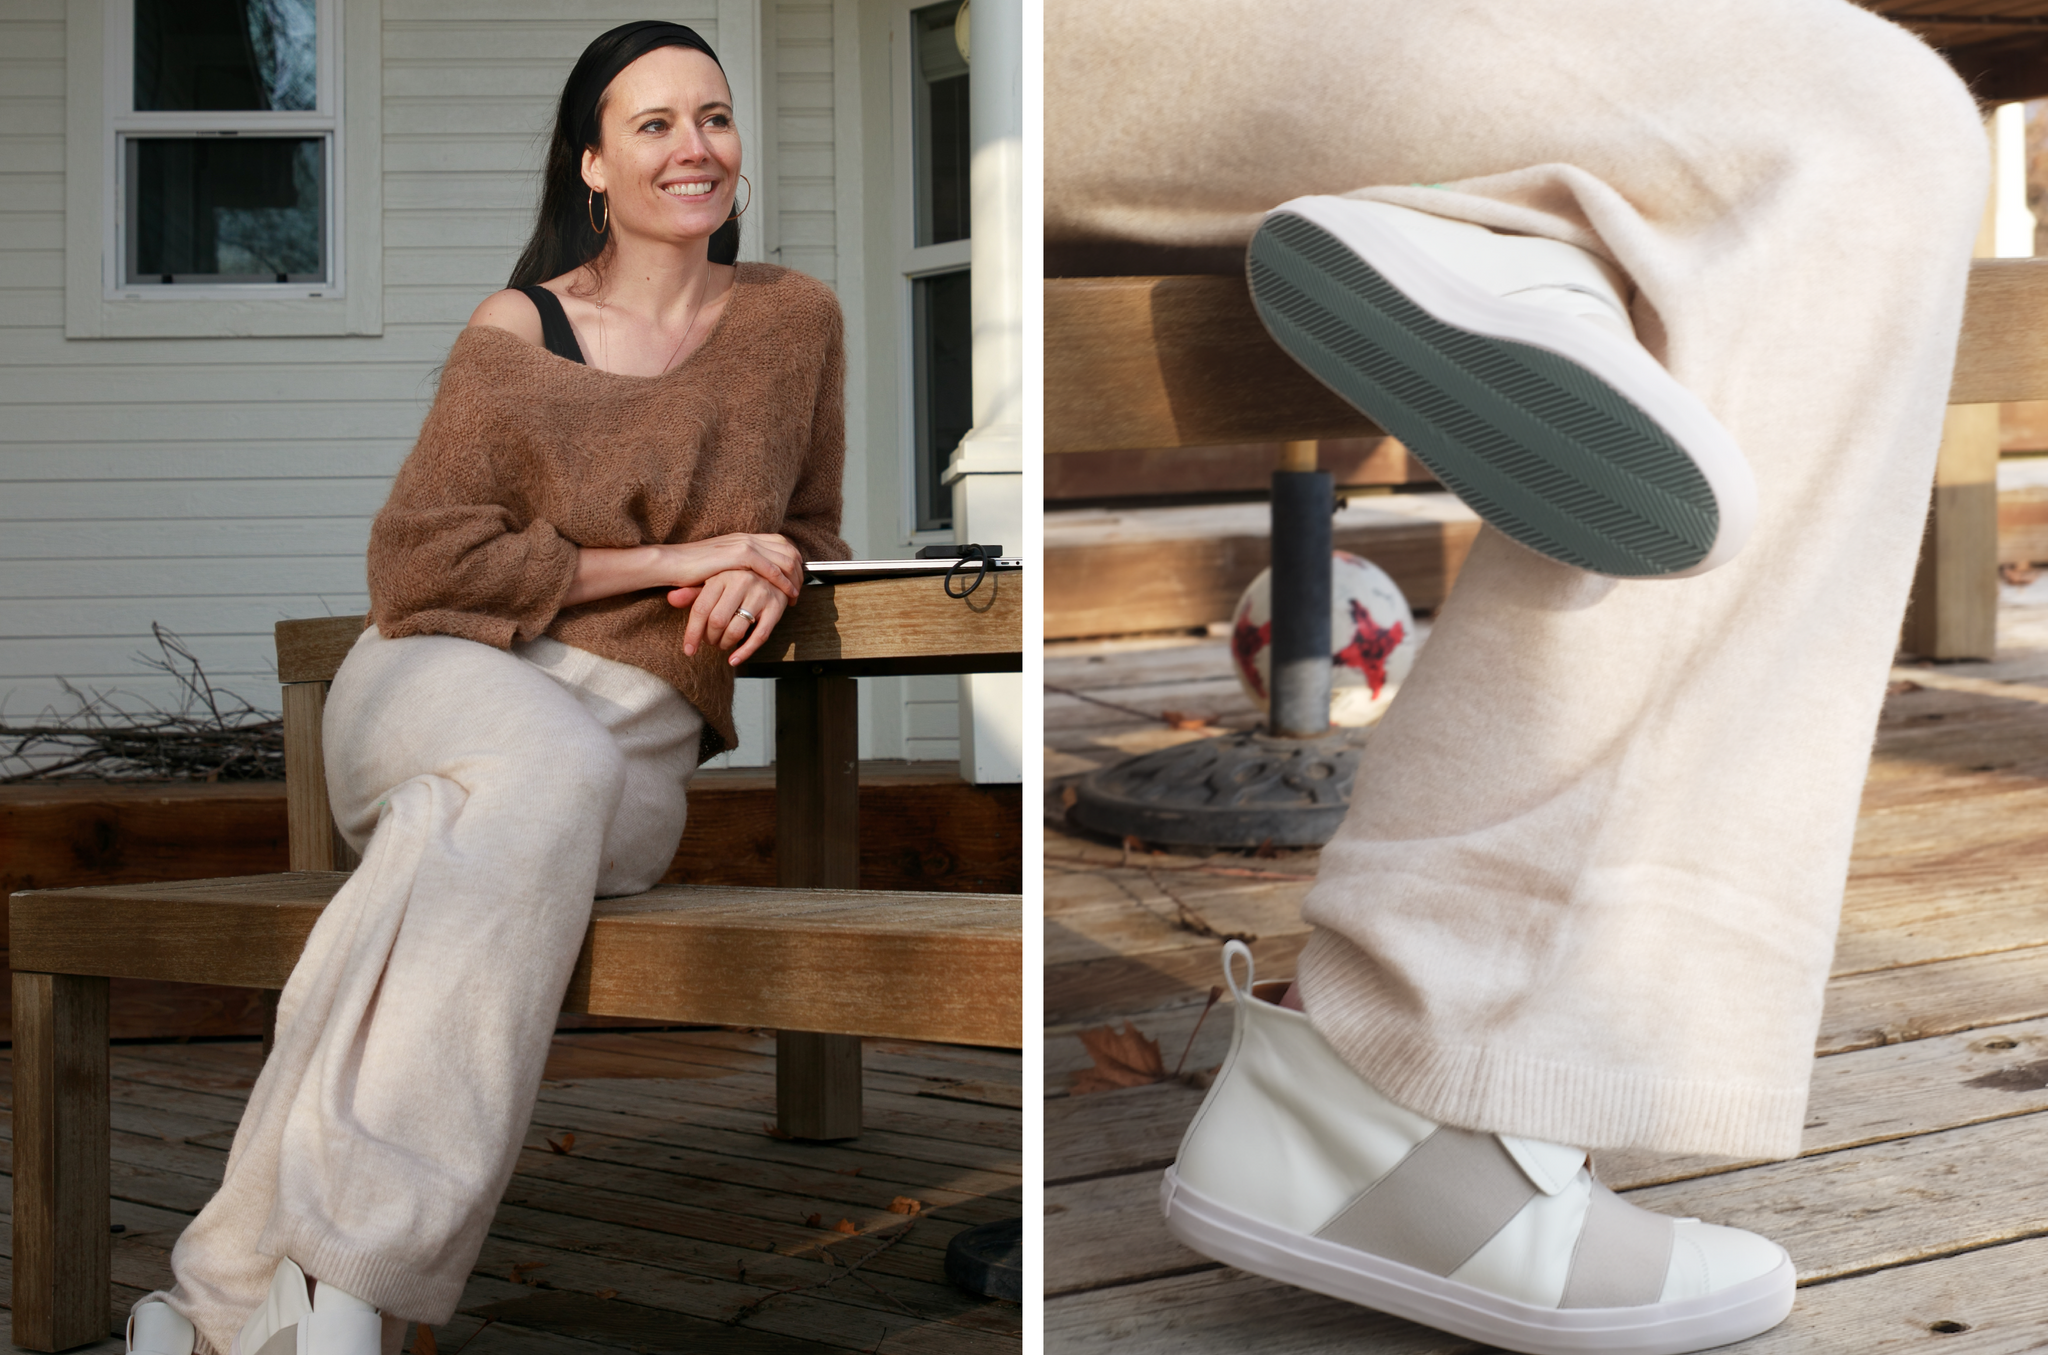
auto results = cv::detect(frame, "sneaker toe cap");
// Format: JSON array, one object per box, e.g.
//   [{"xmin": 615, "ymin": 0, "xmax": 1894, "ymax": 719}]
[{"xmin": 1662, "ymin": 1219, "xmax": 1790, "ymax": 1301}]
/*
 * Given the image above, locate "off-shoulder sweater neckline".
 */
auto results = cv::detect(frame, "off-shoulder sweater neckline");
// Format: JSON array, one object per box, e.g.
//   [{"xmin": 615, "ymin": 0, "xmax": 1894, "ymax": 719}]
[{"xmin": 463, "ymin": 260, "xmax": 775, "ymax": 385}]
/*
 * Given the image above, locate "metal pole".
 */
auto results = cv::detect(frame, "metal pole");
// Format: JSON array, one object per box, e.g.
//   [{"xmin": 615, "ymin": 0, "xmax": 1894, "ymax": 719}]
[{"xmin": 1269, "ymin": 441, "xmax": 1332, "ymax": 738}]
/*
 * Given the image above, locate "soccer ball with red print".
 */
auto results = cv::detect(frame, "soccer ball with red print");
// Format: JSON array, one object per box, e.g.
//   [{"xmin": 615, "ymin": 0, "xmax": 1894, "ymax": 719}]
[{"xmin": 1230, "ymin": 551, "xmax": 1419, "ymax": 726}]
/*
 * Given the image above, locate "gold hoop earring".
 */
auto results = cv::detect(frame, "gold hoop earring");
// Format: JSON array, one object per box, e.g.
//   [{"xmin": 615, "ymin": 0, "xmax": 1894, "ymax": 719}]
[
  {"xmin": 733, "ymin": 173, "xmax": 752, "ymax": 219},
  {"xmin": 587, "ymin": 188, "xmax": 608, "ymax": 235}
]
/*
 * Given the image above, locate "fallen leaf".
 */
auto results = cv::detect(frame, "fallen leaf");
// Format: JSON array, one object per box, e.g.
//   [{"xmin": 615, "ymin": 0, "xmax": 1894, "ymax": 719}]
[
  {"xmin": 1069, "ymin": 1022, "xmax": 1165, "ymax": 1094},
  {"xmin": 1160, "ymin": 710, "xmax": 1212, "ymax": 731},
  {"xmin": 1059, "ymin": 784, "xmax": 1079, "ymax": 809},
  {"xmin": 545, "ymin": 1132, "xmax": 576, "ymax": 1155},
  {"xmin": 836, "ymin": 1166, "xmax": 863, "ymax": 1176},
  {"xmin": 887, "ymin": 1197, "xmax": 922, "ymax": 1215},
  {"xmin": 805, "ymin": 1212, "xmax": 823, "ymax": 1227},
  {"xmin": 594, "ymin": 1289, "xmax": 617, "ymax": 1301},
  {"xmin": 1252, "ymin": 838, "xmax": 1279, "ymax": 859},
  {"xmin": 2002, "ymin": 562, "xmax": 2040, "ymax": 586},
  {"xmin": 1886, "ymin": 679, "xmax": 1923, "ymax": 695},
  {"xmin": 833, "ymin": 1219, "xmax": 859, "ymax": 1235},
  {"xmin": 510, "ymin": 1260, "xmax": 549, "ymax": 1284},
  {"xmin": 762, "ymin": 1120, "xmax": 794, "ymax": 1141},
  {"xmin": 414, "ymin": 1327, "xmax": 438, "ymax": 1355}
]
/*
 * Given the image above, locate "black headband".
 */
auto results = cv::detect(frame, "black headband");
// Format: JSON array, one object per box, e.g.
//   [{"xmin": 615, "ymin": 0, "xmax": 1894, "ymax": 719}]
[{"xmin": 569, "ymin": 20, "xmax": 724, "ymax": 148}]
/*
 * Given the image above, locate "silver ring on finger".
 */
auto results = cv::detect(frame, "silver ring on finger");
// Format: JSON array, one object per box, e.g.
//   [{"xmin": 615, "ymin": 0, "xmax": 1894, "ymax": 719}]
[{"xmin": 735, "ymin": 606, "xmax": 758, "ymax": 626}]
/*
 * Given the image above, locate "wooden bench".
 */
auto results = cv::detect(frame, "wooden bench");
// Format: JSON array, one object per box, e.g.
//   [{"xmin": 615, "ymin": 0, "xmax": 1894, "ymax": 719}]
[
  {"xmin": 1046, "ymin": 258, "xmax": 2048, "ymax": 658},
  {"xmin": 6, "ymin": 571, "xmax": 1023, "ymax": 1351}
]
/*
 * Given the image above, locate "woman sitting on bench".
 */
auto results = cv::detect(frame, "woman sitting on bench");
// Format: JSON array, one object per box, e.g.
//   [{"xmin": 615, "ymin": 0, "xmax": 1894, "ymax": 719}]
[{"xmin": 126, "ymin": 21, "xmax": 849, "ymax": 1355}]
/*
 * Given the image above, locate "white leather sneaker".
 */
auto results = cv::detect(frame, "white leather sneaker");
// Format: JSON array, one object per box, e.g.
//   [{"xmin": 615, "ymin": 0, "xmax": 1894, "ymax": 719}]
[
  {"xmin": 127, "ymin": 1301, "xmax": 195, "ymax": 1355},
  {"xmin": 231, "ymin": 1258, "xmax": 383, "ymax": 1355},
  {"xmin": 1163, "ymin": 941, "xmax": 1795, "ymax": 1355},
  {"xmin": 1247, "ymin": 196, "xmax": 1755, "ymax": 579}
]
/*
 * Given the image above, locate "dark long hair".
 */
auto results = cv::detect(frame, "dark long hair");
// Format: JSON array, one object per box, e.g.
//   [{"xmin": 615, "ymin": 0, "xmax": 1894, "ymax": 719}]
[{"xmin": 508, "ymin": 21, "xmax": 740, "ymax": 289}]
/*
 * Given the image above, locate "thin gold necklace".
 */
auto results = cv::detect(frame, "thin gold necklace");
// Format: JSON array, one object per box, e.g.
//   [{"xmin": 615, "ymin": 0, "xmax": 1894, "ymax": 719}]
[{"xmin": 594, "ymin": 282, "xmax": 708, "ymax": 375}]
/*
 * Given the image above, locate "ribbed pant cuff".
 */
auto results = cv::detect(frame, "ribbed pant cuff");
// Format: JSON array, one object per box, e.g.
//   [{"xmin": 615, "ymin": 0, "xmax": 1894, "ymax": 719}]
[
  {"xmin": 1299, "ymin": 929, "xmax": 1811, "ymax": 1160},
  {"xmin": 263, "ymin": 1217, "xmax": 468, "ymax": 1325}
]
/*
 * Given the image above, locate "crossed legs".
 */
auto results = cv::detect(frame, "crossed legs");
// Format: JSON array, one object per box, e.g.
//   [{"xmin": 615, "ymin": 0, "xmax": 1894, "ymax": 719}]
[{"xmin": 141, "ymin": 630, "xmax": 702, "ymax": 1355}]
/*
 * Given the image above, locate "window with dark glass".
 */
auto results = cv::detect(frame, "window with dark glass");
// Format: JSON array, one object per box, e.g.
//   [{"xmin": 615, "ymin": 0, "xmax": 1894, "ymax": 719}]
[
  {"xmin": 913, "ymin": 0, "xmax": 970, "ymax": 248},
  {"xmin": 913, "ymin": 269, "xmax": 973, "ymax": 533},
  {"xmin": 119, "ymin": 0, "xmax": 330, "ymax": 288},
  {"xmin": 910, "ymin": 0, "xmax": 970, "ymax": 532}
]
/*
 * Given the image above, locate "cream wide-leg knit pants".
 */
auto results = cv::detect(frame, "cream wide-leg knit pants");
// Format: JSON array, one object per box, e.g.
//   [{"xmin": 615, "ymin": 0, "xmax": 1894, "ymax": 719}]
[
  {"xmin": 1049, "ymin": 0, "xmax": 1990, "ymax": 1159},
  {"xmin": 144, "ymin": 628, "xmax": 705, "ymax": 1354}
]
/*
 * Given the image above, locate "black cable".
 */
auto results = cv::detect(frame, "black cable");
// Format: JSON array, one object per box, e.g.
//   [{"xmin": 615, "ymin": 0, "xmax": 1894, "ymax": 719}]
[{"xmin": 945, "ymin": 544, "xmax": 992, "ymax": 598}]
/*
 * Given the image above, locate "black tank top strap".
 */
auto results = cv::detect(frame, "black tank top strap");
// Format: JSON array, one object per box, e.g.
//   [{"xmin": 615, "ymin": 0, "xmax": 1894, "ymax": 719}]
[{"xmin": 517, "ymin": 285, "xmax": 587, "ymax": 365}]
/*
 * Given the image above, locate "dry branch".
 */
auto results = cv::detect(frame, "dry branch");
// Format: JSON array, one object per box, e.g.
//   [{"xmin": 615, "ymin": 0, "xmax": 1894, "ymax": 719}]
[{"xmin": 0, "ymin": 625, "xmax": 283, "ymax": 783}]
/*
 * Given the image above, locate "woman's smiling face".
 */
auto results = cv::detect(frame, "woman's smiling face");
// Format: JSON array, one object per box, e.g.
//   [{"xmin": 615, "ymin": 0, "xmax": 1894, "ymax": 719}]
[{"xmin": 581, "ymin": 45, "xmax": 739, "ymax": 247}]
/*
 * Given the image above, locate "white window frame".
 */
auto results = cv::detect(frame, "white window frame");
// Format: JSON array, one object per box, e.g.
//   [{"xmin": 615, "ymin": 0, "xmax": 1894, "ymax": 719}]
[
  {"xmin": 891, "ymin": 0, "xmax": 970, "ymax": 546},
  {"xmin": 64, "ymin": 0, "xmax": 382, "ymax": 338}
]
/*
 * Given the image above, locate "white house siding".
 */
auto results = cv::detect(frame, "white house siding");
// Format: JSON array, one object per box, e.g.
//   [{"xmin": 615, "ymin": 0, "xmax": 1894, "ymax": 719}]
[
  {"xmin": 769, "ymin": 0, "xmax": 960, "ymax": 764},
  {"xmin": 0, "ymin": 0, "xmax": 949, "ymax": 768}
]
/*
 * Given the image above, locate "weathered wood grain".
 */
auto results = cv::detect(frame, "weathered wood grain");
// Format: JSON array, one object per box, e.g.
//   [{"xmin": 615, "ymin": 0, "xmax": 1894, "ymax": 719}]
[
  {"xmin": 1045, "ymin": 276, "xmax": 1382, "ymax": 454},
  {"xmin": 277, "ymin": 573, "xmax": 1024, "ymax": 687},
  {"xmin": 0, "ymin": 1029, "xmax": 1019, "ymax": 1350},
  {"xmin": 11, "ymin": 877, "xmax": 1022, "ymax": 1047},
  {"xmin": 1047, "ymin": 438, "xmax": 1431, "ymax": 503},
  {"xmin": 1903, "ymin": 404, "xmax": 2002, "ymax": 660},
  {"xmin": 741, "ymin": 572, "xmax": 1023, "ymax": 675},
  {"xmin": 1046, "ymin": 261, "xmax": 2048, "ymax": 458},
  {"xmin": 10, "ymin": 972, "xmax": 110, "ymax": 1352},
  {"xmin": 1952, "ymin": 257, "xmax": 2048, "ymax": 405},
  {"xmin": 1817, "ymin": 944, "xmax": 2048, "ymax": 1054},
  {"xmin": 0, "ymin": 771, "xmax": 1022, "ymax": 930},
  {"xmin": 1044, "ymin": 1233, "xmax": 2048, "ymax": 1354},
  {"xmin": 1045, "ymin": 514, "xmax": 1476, "ymax": 639},
  {"xmin": 1045, "ymin": 932, "xmax": 1308, "ymax": 1029},
  {"xmin": 281, "ymin": 680, "xmax": 356, "ymax": 874}
]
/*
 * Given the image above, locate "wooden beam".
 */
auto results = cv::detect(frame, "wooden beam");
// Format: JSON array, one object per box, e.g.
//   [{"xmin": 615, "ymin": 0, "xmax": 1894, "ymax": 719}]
[
  {"xmin": 1046, "ymin": 276, "xmax": 1382, "ymax": 454},
  {"xmin": 1952, "ymin": 259, "xmax": 2048, "ymax": 404},
  {"xmin": 10, "ymin": 972, "xmax": 110, "ymax": 1353},
  {"xmin": 1047, "ymin": 515, "xmax": 1477, "ymax": 640},
  {"xmin": 1904, "ymin": 403, "xmax": 2004, "ymax": 659},
  {"xmin": 282, "ymin": 681, "xmax": 356, "ymax": 873},
  {"xmin": 278, "ymin": 571, "xmax": 1023, "ymax": 687},
  {"xmin": 739, "ymin": 572, "xmax": 1023, "ymax": 676},
  {"xmin": 275, "ymin": 615, "xmax": 363, "ymax": 684},
  {"xmin": 1046, "ymin": 260, "xmax": 2048, "ymax": 455},
  {"xmin": 7, "ymin": 877, "xmax": 1023, "ymax": 1048}
]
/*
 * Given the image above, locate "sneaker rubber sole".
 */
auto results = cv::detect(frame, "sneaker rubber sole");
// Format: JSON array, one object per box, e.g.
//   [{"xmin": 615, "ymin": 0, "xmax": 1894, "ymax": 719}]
[
  {"xmin": 1246, "ymin": 197, "xmax": 1756, "ymax": 579},
  {"xmin": 1161, "ymin": 1167, "xmax": 1795, "ymax": 1355}
]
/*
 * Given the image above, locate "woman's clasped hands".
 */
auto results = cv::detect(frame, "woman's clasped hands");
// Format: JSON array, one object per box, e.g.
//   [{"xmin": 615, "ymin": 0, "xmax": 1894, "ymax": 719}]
[{"xmin": 565, "ymin": 532, "xmax": 806, "ymax": 665}]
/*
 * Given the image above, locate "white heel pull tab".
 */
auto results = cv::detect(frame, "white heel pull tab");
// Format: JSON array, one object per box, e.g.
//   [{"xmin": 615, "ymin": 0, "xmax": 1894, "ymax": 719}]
[
  {"xmin": 129, "ymin": 1302, "xmax": 196, "ymax": 1355},
  {"xmin": 1221, "ymin": 939, "xmax": 1256, "ymax": 1001}
]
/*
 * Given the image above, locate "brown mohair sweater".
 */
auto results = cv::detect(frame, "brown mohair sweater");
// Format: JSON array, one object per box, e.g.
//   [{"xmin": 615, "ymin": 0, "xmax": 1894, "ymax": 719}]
[{"xmin": 366, "ymin": 263, "xmax": 851, "ymax": 756}]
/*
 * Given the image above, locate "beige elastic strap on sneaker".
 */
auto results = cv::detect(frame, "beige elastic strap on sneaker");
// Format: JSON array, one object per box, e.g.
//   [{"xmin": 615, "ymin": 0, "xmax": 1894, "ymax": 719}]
[
  {"xmin": 1558, "ymin": 1181, "xmax": 1676, "ymax": 1309},
  {"xmin": 1314, "ymin": 1127, "xmax": 1540, "ymax": 1275}
]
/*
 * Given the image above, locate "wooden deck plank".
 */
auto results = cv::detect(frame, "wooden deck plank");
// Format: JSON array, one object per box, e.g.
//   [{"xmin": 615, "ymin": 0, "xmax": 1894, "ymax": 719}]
[
  {"xmin": 1043, "ymin": 582, "xmax": 2048, "ymax": 1351},
  {"xmin": 0, "ymin": 1031, "xmax": 1019, "ymax": 1350},
  {"xmin": 1044, "ymin": 1234, "xmax": 2048, "ymax": 1354}
]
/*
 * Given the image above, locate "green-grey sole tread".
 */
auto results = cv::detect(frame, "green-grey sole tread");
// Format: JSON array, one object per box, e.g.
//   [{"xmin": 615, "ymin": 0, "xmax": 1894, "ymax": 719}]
[{"xmin": 1248, "ymin": 212, "xmax": 1719, "ymax": 577}]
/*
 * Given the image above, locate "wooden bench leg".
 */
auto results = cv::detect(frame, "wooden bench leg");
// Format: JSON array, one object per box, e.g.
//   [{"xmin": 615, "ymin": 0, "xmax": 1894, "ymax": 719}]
[
  {"xmin": 775, "ymin": 672, "xmax": 864, "ymax": 1140},
  {"xmin": 1904, "ymin": 403, "xmax": 2002, "ymax": 660},
  {"xmin": 12, "ymin": 972, "xmax": 112, "ymax": 1351},
  {"xmin": 775, "ymin": 1031, "xmax": 863, "ymax": 1140}
]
